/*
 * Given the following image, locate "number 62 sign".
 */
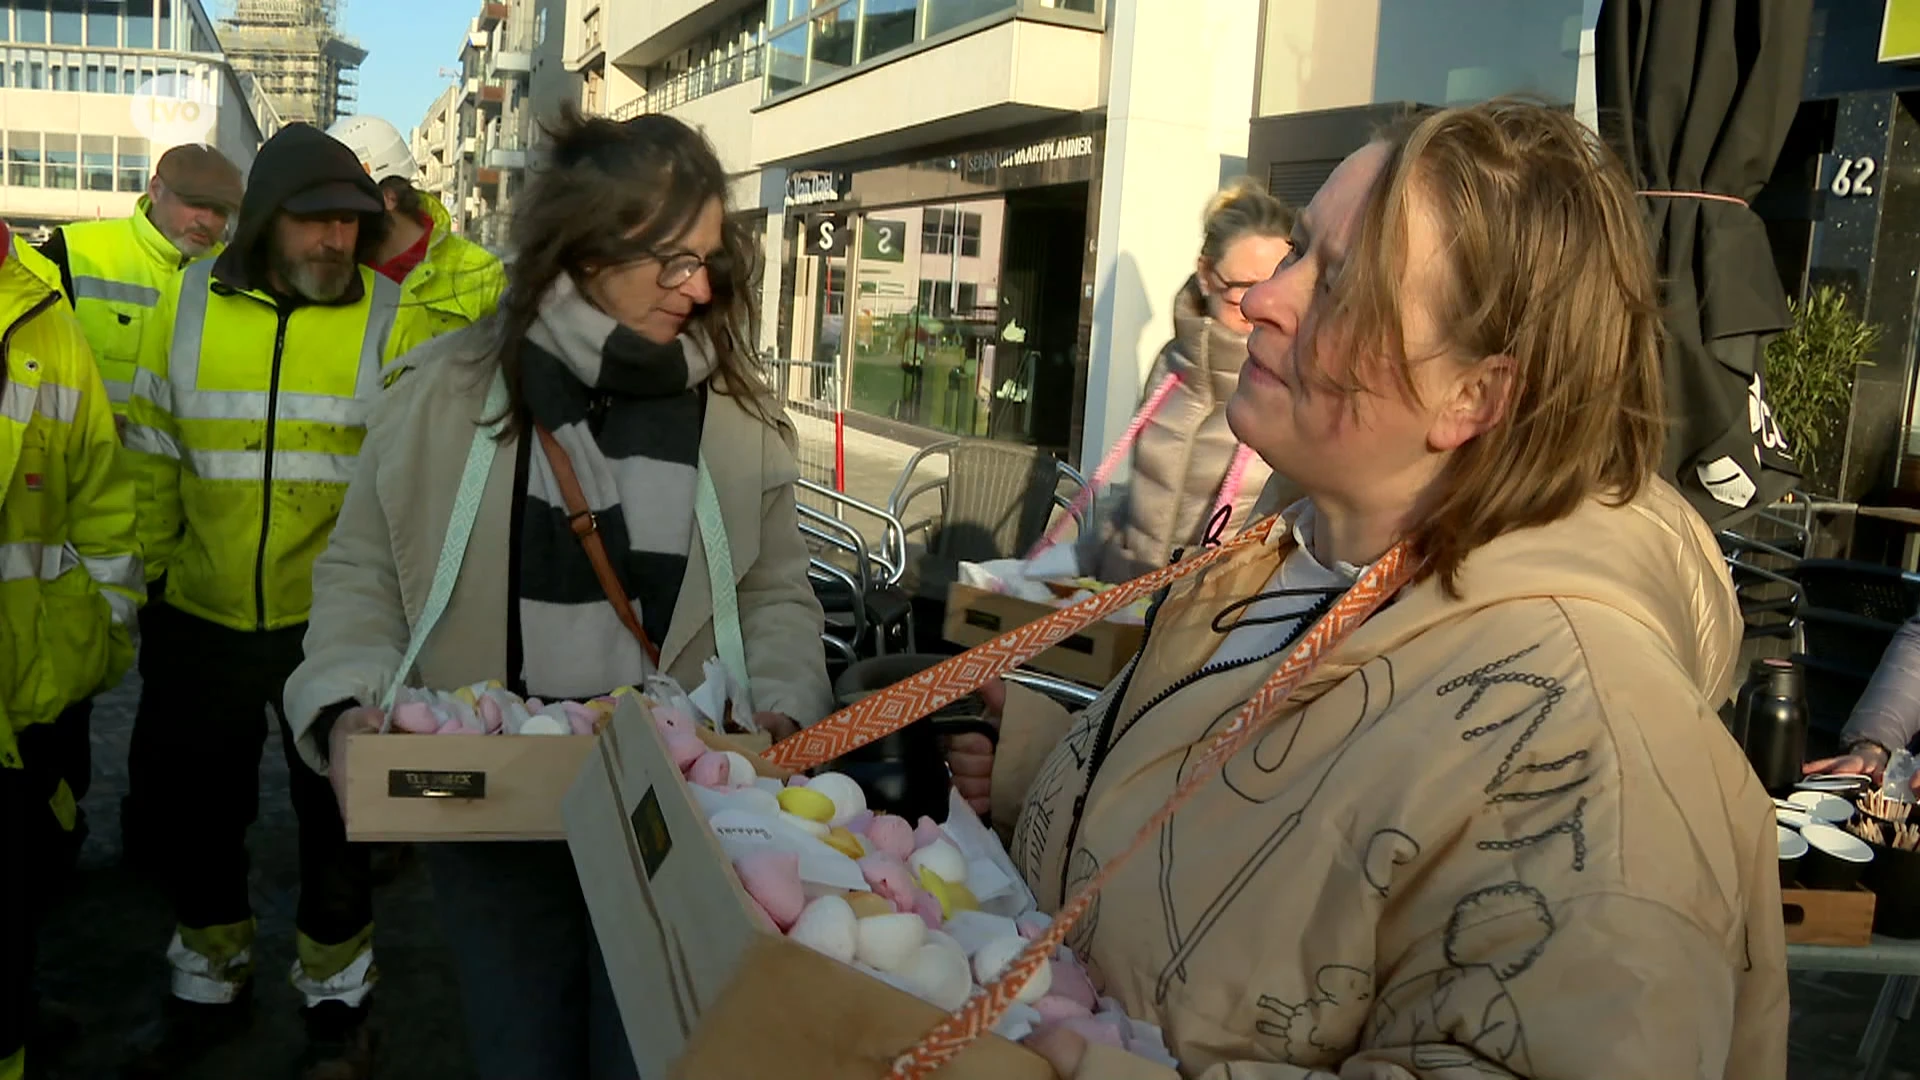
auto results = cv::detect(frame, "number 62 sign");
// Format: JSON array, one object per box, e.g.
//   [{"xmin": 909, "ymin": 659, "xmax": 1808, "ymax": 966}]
[{"xmin": 1830, "ymin": 154, "xmax": 1879, "ymax": 198}]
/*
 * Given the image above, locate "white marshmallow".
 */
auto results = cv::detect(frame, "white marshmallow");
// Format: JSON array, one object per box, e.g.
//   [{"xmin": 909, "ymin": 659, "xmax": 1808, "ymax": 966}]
[
  {"xmin": 971, "ymin": 935, "xmax": 1052, "ymax": 1004},
  {"xmin": 803, "ymin": 772, "xmax": 868, "ymax": 827},
  {"xmin": 907, "ymin": 839, "xmax": 968, "ymax": 887},
  {"xmin": 903, "ymin": 942, "xmax": 975, "ymax": 1011},
  {"xmin": 854, "ymin": 913, "xmax": 927, "ymax": 975},
  {"xmin": 787, "ymin": 896, "xmax": 857, "ymax": 964}
]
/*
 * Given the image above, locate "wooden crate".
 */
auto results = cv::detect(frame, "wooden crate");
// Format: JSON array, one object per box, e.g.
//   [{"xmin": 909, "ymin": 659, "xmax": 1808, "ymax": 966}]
[{"xmin": 1781, "ymin": 885, "xmax": 1877, "ymax": 946}]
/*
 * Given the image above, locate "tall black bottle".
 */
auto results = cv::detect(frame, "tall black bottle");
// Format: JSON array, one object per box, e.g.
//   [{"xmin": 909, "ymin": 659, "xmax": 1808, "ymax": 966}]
[{"xmin": 1737, "ymin": 657, "xmax": 1808, "ymax": 795}]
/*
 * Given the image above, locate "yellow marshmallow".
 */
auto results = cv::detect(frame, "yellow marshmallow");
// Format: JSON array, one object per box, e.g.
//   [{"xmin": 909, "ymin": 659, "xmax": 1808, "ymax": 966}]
[
  {"xmin": 822, "ymin": 828, "xmax": 867, "ymax": 860},
  {"xmin": 917, "ymin": 868, "xmax": 980, "ymax": 918},
  {"xmin": 776, "ymin": 786, "xmax": 836, "ymax": 823}
]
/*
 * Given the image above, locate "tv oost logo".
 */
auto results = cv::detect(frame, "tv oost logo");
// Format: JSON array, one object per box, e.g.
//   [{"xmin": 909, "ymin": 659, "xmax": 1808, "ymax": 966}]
[{"xmin": 130, "ymin": 73, "xmax": 217, "ymax": 145}]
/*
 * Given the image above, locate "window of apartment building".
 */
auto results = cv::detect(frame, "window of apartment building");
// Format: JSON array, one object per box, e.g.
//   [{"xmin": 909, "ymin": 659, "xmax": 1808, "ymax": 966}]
[
  {"xmin": 45, "ymin": 133, "xmax": 77, "ymax": 188},
  {"xmin": 82, "ymin": 134, "xmax": 112, "ymax": 190},
  {"xmin": 126, "ymin": 1, "xmax": 153, "ymax": 50},
  {"xmin": 156, "ymin": 0, "xmax": 171, "ymax": 52},
  {"xmin": 921, "ymin": 209, "xmax": 982, "ymax": 257},
  {"xmin": 8, "ymin": 133, "xmax": 41, "ymax": 187},
  {"xmin": 926, "ymin": 0, "xmax": 1016, "ymax": 39},
  {"xmin": 767, "ymin": 25, "xmax": 804, "ymax": 94},
  {"xmin": 809, "ymin": 2, "xmax": 855, "ymax": 80},
  {"xmin": 767, "ymin": 0, "xmax": 807, "ymax": 26},
  {"xmin": 535, "ymin": 8, "xmax": 546, "ymax": 46},
  {"xmin": 118, "ymin": 136, "xmax": 148, "ymax": 192},
  {"xmin": 915, "ymin": 279, "xmax": 979, "ymax": 319},
  {"xmin": 50, "ymin": 1, "xmax": 82, "ymax": 46},
  {"xmin": 86, "ymin": 2, "xmax": 116, "ymax": 46},
  {"xmin": 16, "ymin": 3, "xmax": 45, "ymax": 45},
  {"xmin": 861, "ymin": 0, "xmax": 916, "ymax": 60}
]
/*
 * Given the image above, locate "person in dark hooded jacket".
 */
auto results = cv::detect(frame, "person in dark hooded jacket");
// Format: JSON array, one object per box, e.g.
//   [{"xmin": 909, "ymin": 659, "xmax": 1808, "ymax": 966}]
[{"xmin": 115, "ymin": 123, "xmax": 400, "ymax": 1080}]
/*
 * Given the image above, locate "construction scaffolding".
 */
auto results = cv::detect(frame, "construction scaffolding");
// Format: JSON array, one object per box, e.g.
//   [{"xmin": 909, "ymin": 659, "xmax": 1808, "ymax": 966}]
[{"xmin": 216, "ymin": 0, "xmax": 367, "ymax": 130}]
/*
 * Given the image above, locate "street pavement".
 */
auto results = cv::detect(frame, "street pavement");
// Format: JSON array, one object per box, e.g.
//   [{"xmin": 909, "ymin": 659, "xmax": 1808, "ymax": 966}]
[{"xmin": 28, "ymin": 646, "xmax": 1920, "ymax": 1079}]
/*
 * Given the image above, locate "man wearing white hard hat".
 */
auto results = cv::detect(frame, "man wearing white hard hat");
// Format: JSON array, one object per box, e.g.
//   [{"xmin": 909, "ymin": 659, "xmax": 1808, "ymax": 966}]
[{"xmin": 327, "ymin": 114, "xmax": 502, "ymax": 375}]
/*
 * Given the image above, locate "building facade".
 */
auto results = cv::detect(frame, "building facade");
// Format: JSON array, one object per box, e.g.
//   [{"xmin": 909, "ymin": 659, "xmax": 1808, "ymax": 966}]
[
  {"xmin": 562, "ymin": 0, "xmax": 1254, "ymax": 470},
  {"xmin": 410, "ymin": 82, "xmax": 461, "ymax": 225},
  {"xmin": 0, "ymin": 0, "xmax": 278, "ymax": 237}
]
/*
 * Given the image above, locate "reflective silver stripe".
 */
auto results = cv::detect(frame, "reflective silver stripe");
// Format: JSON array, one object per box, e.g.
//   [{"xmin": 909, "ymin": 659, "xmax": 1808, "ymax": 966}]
[
  {"xmin": 0, "ymin": 379, "xmax": 82, "ymax": 425},
  {"xmin": 102, "ymin": 587, "xmax": 139, "ymax": 629},
  {"xmin": 72, "ymin": 275, "xmax": 160, "ymax": 307},
  {"xmin": 189, "ymin": 448, "xmax": 357, "ymax": 484},
  {"xmin": 167, "ymin": 261, "xmax": 214, "ymax": 393},
  {"xmin": 121, "ymin": 423, "xmax": 183, "ymax": 459},
  {"xmin": 81, "ymin": 552, "xmax": 144, "ymax": 591},
  {"xmin": 172, "ymin": 389, "xmax": 368, "ymax": 426},
  {"xmin": 359, "ymin": 273, "xmax": 402, "ymax": 399},
  {"xmin": 102, "ymin": 376, "xmax": 134, "ymax": 405},
  {"xmin": 131, "ymin": 366, "xmax": 172, "ymax": 413},
  {"xmin": 0, "ymin": 541, "xmax": 74, "ymax": 582}
]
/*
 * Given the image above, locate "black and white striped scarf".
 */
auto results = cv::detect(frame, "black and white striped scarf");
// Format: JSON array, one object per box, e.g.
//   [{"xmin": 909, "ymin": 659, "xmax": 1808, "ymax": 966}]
[{"xmin": 516, "ymin": 273, "xmax": 716, "ymax": 699}]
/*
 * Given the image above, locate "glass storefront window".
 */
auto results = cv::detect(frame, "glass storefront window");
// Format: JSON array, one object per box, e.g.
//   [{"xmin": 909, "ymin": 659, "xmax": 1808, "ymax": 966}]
[
  {"xmin": 117, "ymin": 135, "xmax": 147, "ymax": 192},
  {"xmin": 45, "ymin": 132, "xmax": 76, "ymax": 188},
  {"xmin": 860, "ymin": 0, "xmax": 916, "ymax": 61},
  {"xmin": 86, "ymin": 3, "xmax": 115, "ymax": 46},
  {"xmin": 808, "ymin": 2, "xmax": 855, "ymax": 82},
  {"xmin": 9, "ymin": 133, "xmax": 41, "ymax": 188},
  {"xmin": 82, "ymin": 134, "xmax": 111, "ymax": 190},
  {"xmin": 925, "ymin": 0, "xmax": 1014, "ymax": 39},
  {"xmin": 767, "ymin": 25, "xmax": 806, "ymax": 94},
  {"xmin": 125, "ymin": 1, "xmax": 152, "ymax": 49},
  {"xmin": 50, "ymin": 1, "xmax": 80, "ymax": 46},
  {"xmin": 16, "ymin": 3, "xmax": 45, "ymax": 45}
]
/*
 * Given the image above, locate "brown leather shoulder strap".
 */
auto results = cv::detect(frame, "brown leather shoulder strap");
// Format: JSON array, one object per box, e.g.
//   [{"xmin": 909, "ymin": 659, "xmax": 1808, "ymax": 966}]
[{"xmin": 533, "ymin": 424, "xmax": 662, "ymax": 667}]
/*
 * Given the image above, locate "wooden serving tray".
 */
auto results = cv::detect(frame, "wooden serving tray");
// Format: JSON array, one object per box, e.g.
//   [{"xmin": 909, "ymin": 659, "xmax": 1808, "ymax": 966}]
[{"xmin": 1782, "ymin": 885, "xmax": 1877, "ymax": 946}]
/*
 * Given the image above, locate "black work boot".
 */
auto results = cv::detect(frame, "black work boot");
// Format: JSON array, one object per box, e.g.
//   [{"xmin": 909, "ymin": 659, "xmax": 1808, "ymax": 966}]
[
  {"xmin": 120, "ymin": 992, "xmax": 253, "ymax": 1078},
  {"xmin": 294, "ymin": 1001, "xmax": 373, "ymax": 1080}
]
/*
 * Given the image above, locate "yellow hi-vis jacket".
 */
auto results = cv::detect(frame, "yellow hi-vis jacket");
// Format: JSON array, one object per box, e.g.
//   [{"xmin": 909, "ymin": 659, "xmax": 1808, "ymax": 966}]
[
  {"xmin": 387, "ymin": 196, "xmax": 503, "ymax": 368},
  {"xmin": 0, "ymin": 236, "xmax": 141, "ymax": 769},
  {"xmin": 54, "ymin": 197, "xmax": 213, "ymax": 414},
  {"xmin": 122, "ymin": 261, "xmax": 400, "ymax": 632}
]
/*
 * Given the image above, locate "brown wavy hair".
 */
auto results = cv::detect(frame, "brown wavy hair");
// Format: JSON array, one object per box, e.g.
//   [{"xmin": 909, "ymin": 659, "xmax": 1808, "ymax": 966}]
[
  {"xmin": 1317, "ymin": 100, "xmax": 1666, "ymax": 594},
  {"xmin": 486, "ymin": 103, "xmax": 772, "ymax": 435}
]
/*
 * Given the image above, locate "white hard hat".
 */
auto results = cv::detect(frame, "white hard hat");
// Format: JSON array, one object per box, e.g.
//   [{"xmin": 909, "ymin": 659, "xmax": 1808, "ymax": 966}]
[{"xmin": 327, "ymin": 114, "xmax": 418, "ymax": 184}]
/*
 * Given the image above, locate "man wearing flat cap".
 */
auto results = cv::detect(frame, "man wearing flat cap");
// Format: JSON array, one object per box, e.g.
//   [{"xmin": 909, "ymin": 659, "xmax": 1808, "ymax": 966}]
[
  {"xmin": 117, "ymin": 124, "xmax": 398, "ymax": 1080},
  {"xmin": 34, "ymin": 142, "xmax": 244, "ymax": 911}
]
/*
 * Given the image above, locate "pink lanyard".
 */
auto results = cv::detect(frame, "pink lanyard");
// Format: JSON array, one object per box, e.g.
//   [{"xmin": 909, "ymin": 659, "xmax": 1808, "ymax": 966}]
[{"xmin": 1028, "ymin": 372, "xmax": 1259, "ymax": 561}]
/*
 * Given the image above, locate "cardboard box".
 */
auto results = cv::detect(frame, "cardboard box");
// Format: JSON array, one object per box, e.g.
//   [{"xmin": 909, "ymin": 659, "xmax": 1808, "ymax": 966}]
[
  {"xmin": 564, "ymin": 697, "xmax": 1056, "ymax": 1080},
  {"xmin": 943, "ymin": 583, "xmax": 1143, "ymax": 686},
  {"xmin": 343, "ymin": 732, "xmax": 598, "ymax": 842}
]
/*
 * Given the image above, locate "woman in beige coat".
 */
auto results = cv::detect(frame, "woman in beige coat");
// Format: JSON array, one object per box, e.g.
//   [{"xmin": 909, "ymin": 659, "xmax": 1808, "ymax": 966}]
[
  {"xmin": 951, "ymin": 102, "xmax": 1786, "ymax": 1078},
  {"xmin": 1084, "ymin": 180, "xmax": 1292, "ymax": 583},
  {"xmin": 283, "ymin": 110, "xmax": 832, "ymax": 1079}
]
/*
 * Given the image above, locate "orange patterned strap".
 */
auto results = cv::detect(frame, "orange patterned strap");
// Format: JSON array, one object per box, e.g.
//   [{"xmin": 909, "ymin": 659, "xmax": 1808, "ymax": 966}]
[
  {"xmin": 885, "ymin": 539, "xmax": 1421, "ymax": 1078},
  {"xmin": 763, "ymin": 515, "xmax": 1284, "ymax": 773}
]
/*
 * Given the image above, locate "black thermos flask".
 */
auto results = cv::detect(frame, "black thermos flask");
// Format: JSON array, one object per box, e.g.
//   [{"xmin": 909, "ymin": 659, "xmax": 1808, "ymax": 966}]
[{"xmin": 1738, "ymin": 657, "xmax": 1808, "ymax": 795}]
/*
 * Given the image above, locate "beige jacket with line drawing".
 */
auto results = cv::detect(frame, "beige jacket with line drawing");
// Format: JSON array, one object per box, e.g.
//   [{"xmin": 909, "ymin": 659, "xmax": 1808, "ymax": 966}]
[
  {"xmin": 992, "ymin": 480, "xmax": 1786, "ymax": 1079},
  {"xmin": 282, "ymin": 321, "xmax": 835, "ymax": 772}
]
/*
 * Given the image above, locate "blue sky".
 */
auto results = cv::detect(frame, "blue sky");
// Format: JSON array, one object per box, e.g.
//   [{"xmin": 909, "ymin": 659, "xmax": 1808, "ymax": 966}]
[{"xmin": 344, "ymin": 0, "xmax": 476, "ymax": 132}]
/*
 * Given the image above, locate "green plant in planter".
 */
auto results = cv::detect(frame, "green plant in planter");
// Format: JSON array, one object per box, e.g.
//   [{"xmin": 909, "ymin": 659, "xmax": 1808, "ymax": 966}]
[{"xmin": 1763, "ymin": 286, "xmax": 1879, "ymax": 483}]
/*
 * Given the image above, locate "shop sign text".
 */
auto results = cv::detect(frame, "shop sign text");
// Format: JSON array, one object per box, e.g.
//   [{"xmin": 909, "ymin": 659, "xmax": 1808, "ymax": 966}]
[{"xmin": 998, "ymin": 135, "xmax": 1096, "ymax": 170}]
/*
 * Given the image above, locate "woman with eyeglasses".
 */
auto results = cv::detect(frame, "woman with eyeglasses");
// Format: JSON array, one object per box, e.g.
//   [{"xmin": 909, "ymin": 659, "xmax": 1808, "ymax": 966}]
[
  {"xmin": 282, "ymin": 107, "xmax": 833, "ymax": 1079},
  {"xmin": 1078, "ymin": 179, "xmax": 1296, "ymax": 583}
]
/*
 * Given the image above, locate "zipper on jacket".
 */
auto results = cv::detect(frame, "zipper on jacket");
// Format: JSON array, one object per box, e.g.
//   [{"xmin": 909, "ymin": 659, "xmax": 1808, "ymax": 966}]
[
  {"xmin": 1054, "ymin": 584, "xmax": 1333, "ymax": 902},
  {"xmin": 253, "ymin": 308, "xmax": 292, "ymax": 630}
]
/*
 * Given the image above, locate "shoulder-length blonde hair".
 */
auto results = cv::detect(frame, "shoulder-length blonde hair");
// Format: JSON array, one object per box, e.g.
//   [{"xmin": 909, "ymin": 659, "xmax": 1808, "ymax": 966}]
[{"xmin": 1331, "ymin": 100, "xmax": 1666, "ymax": 594}]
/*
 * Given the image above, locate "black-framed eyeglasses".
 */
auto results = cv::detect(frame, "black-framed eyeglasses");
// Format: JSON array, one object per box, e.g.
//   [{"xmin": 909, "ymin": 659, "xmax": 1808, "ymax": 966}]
[
  {"xmin": 1208, "ymin": 268, "xmax": 1263, "ymax": 306},
  {"xmin": 653, "ymin": 251, "xmax": 725, "ymax": 289}
]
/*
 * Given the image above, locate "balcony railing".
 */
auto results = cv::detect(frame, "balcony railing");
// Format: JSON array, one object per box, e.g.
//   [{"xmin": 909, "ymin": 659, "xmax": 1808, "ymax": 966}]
[{"xmin": 612, "ymin": 46, "xmax": 763, "ymax": 121}]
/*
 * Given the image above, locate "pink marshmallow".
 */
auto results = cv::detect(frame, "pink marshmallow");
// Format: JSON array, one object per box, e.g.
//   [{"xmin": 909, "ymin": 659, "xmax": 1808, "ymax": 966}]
[
  {"xmin": 844, "ymin": 810, "xmax": 876, "ymax": 836},
  {"xmin": 567, "ymin": 712, "xmax": 598, "ymax": 737},
  {"xmin": 1031, "ymin": 995, "xmax": 1094, "ymax": 1024},
  {"xmin": 1058, "ymin": 1015, "xmax": 1127, "ymax": 1049},
  {"xmin": 733, "ymin": 851, "xmax": 805, "ymax": 930},
  {"xmin": 914, "ymin": 817, "xmax": 945, "ymax": 850},
  {"xmin": 688, "ymin": 751, "xmax": 731, "ymax": 789},
  {"xmin": 866, "ymin": 815, "xmax": 915, "ymax": 861},
  {"xmin": 653, "ymin": 703, "xmax": 695, "ymax": 732},
  {"xmin": 390, "ymin": 702, "xmax": 438, "ymax": 734},
  {"xmin": 476, "ymin": 695, "xmax": 506, "ymax": 733},
  {"xmin": 1015, "ymin": 913, "xmax": 1052, "ymax": 941},
  {"xmin": 858, "ymin": 854, "xmax": 918, "ymax": 910},
  {"xmin": 662, "ymin": 729, "xmax": 705, "ymax": 772},
  {"xmin": 911, "ymin": 887, "xmax": 944, "ymax": 930},
  {"xmin": 787, "ymin": 775, "xmax": 811, "ymax": 788},
  {"xmin": 526, "ymin": 698, "xmax": 546, "ymax": 711},
  {"xmin": 1049, "ymin": 959, "xmax": 1099, "ymax": 1010}
]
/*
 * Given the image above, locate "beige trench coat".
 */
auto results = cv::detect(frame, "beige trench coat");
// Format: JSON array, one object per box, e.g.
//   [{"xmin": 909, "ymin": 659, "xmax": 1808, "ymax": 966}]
[{"xmin": 283, "ymin": 322, "xmax": 834, "ymax": 771}]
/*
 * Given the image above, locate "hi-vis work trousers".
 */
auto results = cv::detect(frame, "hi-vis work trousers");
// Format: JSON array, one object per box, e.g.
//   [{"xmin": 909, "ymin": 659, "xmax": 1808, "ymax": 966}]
[{"xmin": 128, "ymin": 602, "xmax": 375, "ymax": 1009}]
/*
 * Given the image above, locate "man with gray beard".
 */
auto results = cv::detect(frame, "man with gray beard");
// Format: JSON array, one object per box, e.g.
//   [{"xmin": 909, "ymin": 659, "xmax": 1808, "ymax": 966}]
[{"xmin": 116, "ymin": 124, "xmax": 399, "ymax": 1080}]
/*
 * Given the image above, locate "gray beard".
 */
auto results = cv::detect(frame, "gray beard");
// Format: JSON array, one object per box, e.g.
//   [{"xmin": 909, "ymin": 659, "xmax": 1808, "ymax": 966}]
[{"xmin": 273, "ymin": 249, "xmax": 355, "ymax": 302}]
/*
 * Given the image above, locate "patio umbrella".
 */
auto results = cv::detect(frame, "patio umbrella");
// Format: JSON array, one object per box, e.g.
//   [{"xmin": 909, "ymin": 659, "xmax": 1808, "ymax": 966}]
[{"xmin": 1596, "ymin": 0, "xmax": 1813, "ymax": 527}]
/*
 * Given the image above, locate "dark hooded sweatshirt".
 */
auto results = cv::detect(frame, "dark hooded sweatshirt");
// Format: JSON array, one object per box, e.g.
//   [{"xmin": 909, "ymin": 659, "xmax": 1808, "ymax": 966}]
[{"xmin": 212, "ymin": 123, "xmax": 387, "ymax": 308}]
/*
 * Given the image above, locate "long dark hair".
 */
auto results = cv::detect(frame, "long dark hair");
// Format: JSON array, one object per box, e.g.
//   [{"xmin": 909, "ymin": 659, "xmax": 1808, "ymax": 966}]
[{"xmin": 486, "ymin": 104, "xmax": 772, "ymax": 435}]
